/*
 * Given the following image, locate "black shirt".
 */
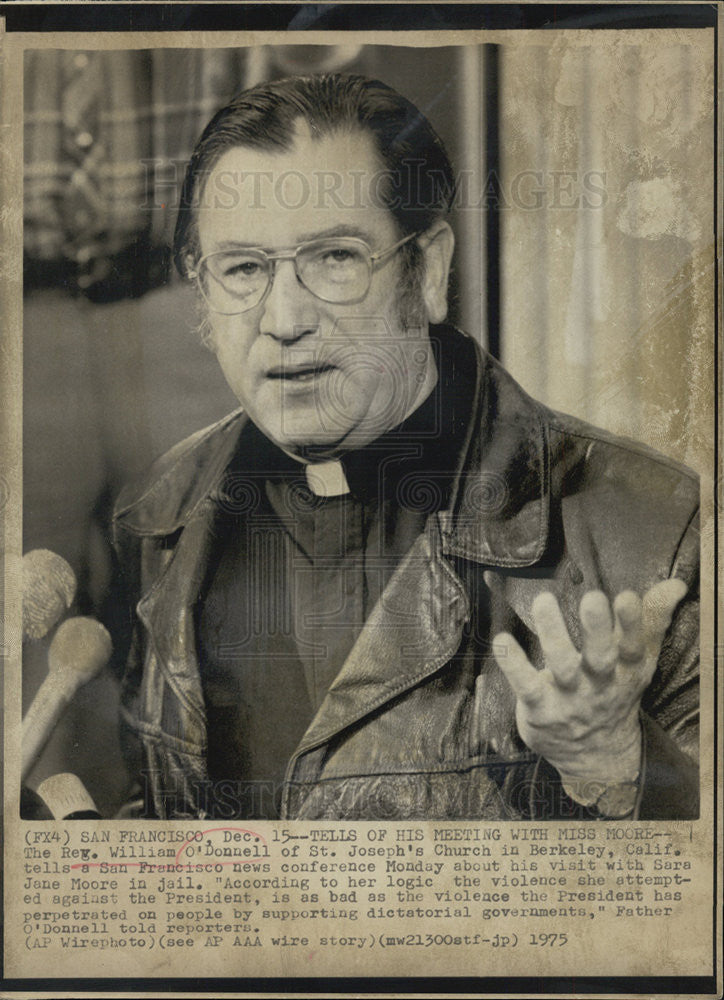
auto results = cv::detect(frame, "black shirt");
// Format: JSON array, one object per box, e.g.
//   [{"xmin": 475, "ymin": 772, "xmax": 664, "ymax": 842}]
[{"xmin": 196, "ymin": 331, "xmax": 477, "ymax": 818}]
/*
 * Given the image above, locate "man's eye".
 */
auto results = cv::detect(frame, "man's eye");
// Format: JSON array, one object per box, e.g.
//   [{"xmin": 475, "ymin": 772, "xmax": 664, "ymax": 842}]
[
  {"xmin": 224, "ymin": 260, "xmax": 262, "ymax": 278},
  {"xmin": 319, "ymin": 247, "xmax": 362, "ymax": 267}
]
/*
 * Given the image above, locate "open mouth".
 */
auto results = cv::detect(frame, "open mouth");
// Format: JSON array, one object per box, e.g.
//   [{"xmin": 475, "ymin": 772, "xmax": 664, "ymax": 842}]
[{"xmin": 267, "ymin": 363, "xmax": 336, "ymax": 382}]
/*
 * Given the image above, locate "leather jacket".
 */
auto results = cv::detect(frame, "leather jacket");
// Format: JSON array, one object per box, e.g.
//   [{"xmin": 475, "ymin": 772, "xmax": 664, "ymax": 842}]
[{"xmin": 111, "ymin": 327, "xmax": 700, "ymax": 820}]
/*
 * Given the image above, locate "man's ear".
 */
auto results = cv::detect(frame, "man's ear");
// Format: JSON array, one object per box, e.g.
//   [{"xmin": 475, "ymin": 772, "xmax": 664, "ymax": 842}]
[{"xmin": 419, "ymin": 220, "xmax": 455, "ymax": 324}]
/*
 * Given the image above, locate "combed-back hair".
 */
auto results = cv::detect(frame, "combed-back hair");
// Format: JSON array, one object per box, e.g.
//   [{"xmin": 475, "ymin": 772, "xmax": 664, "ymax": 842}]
[{"xmin": 173, "ymin": 73, "xmax": 455, "ymax": 275}]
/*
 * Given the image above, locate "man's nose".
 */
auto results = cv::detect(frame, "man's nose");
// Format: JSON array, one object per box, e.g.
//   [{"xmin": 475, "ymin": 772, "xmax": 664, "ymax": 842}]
[{"xmin": 260, "ymin": 260, "xmax": 319, "ymax": 342}]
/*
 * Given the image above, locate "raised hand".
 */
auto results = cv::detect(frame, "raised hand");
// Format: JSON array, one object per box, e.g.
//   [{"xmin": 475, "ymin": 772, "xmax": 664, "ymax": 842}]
[{"xmin": 493, "ymin": 579, "xmax": 687, "ymax": 806}]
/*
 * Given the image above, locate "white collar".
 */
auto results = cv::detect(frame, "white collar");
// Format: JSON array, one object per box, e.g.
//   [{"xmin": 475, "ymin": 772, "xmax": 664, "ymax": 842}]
[{"xmin": 304, "ymin": 460, "xmax": 350, "ymax": 497}]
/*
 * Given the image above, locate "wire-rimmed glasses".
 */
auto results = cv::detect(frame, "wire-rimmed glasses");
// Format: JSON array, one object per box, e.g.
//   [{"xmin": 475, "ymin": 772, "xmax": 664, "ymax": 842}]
[{"xmin": 187, "ymin": 231, "xmax": 421, "ymax": 315}]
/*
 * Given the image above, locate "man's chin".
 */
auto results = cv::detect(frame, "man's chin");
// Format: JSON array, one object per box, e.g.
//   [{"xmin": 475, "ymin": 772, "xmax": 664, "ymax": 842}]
[
  {"xmin": 262, "ymin": 423, "xmax": 355, "ymax": 461},
  {"xmin": 253, "ymin": 401, "xmax": 400, "ymax": 460},
  {"xmin": 270, "ymin": 410, "xmax": 413, "ymax": 460}
]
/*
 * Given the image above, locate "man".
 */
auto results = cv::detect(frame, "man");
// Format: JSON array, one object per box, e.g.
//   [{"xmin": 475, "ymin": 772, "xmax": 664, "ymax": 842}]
[{"xmin": 112, "ymin": 74, "xmax": 699, "ymax": 821}]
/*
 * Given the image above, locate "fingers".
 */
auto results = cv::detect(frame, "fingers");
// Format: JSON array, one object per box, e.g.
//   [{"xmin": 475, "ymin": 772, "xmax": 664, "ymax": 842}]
[
  {"xmin": 496, "ymin": 580, "xmax": 687, "ymax": 706},
  {"xmin": 613, "ymin": 590, "xmax": 645, "ymax": 662},
  {"xmin": 579, "ymin": 590, "xmax": 617, "ymax": 676},
  {"xmin": 493, "ymin": 632, "xmax": 544, "ymax": 706},
  {"xmin": 642, "ymin": 578, "xmax": 687, "ymax": 656},
  {"xmin": 532, "ymin": 592, "xmax": 580, "ymax": 688}
]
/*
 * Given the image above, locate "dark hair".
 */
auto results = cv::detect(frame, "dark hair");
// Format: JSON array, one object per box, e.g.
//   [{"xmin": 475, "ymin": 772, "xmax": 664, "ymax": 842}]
[{"xmin": 173, "ymin": 73, "xmax": 455, "ymax": 276}]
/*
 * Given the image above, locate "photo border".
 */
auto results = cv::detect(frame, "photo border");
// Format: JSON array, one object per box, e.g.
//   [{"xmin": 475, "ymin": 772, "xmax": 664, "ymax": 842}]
[{"xmin": 1, "ymin": 4, "xmax": 720, "ymax": 997}]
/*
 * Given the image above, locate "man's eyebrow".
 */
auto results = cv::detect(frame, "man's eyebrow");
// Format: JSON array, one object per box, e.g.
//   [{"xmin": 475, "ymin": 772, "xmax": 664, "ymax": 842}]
[
  {"xmin": 209, "ymin": 224, "xmax": 377, "ymax": 251},
  {"xmin": 295, "ymin": 224, "xmax": 376, "ymax": 243}
]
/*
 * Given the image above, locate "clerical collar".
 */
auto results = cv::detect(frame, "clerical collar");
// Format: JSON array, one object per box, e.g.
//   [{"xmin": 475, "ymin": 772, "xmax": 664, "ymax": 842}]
[{"xmin": 304, "ymin": 460, "xmax": 350, "ymax": 497}]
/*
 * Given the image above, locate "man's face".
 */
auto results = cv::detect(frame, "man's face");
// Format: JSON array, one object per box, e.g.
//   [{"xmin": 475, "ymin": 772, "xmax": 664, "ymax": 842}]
[{"xmin": 195, "ymin": 125, "xmax": 444, "ymax": 459}]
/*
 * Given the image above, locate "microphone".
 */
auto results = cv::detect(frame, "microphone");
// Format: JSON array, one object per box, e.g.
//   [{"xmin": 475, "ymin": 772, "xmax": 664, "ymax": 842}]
[
  {"xmin": 21, "ymin": 616, "xmax": 112, "ymax": 782},
  {"xmin": 36, "ymin": 773, "xmax": 102, "ymax": 819},
  {"xmin": 23, "ymin": 549, "xmax": 77, "ymax": 640}
]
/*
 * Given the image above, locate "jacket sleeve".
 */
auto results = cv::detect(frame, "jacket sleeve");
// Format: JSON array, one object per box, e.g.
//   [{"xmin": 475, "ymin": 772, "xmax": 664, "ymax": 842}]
[{"xmin": 636, "ymin": 507, "xmax": 700, "ymax": 818}]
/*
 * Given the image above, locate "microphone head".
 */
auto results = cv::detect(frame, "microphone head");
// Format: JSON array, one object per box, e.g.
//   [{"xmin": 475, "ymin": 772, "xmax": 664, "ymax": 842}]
[
  {"xmin": 23, "ymin": 549, "xmax": 77, "ymax": 640},
  {"xmin": 48, "ymin": 616, "xmax": 112, "ymax": 684},
  {"xmin": 36, "ymin": 772, "xmax": 100, "ymax": 819}
]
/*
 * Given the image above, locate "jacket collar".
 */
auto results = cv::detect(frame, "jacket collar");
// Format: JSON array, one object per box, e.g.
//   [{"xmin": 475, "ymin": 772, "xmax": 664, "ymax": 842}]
[
  {"xmin": 438, "ymin": 336, "xmax": 550, "ymax": 568},
  {"xmin": 114, "ymin": 328, "xmax": 550, "ymax": 569},
  {"xmin": 113, "ymin": 408, "xmax": 248, "ymax": 537}
]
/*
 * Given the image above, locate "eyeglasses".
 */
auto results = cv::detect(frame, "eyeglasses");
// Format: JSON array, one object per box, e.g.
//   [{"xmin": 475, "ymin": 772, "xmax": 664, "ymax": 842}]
[{"xmin": 187, "ymin": 231, "xmax": 421, "ymax": 315}]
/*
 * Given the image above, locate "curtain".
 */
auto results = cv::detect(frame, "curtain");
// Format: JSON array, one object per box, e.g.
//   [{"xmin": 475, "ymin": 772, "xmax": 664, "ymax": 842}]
[{"xmin": 497, "ymin": 32, "xmax": 714, "ymax": 472}]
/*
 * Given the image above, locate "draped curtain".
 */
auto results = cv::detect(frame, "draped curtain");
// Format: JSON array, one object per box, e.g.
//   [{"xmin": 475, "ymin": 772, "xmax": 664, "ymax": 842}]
[{"xmin": 497, "ymin": 33, "xmax": 714, "ymax": 473}]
